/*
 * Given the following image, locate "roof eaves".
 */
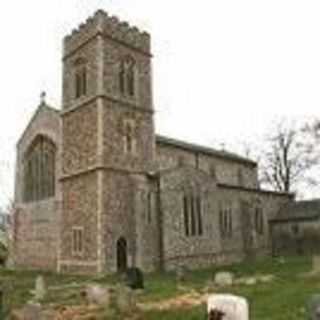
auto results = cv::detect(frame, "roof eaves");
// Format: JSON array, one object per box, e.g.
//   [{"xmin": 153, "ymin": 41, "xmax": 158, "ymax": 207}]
[{"xmin": 156, "ymin": 135, "xmax": 257, "ymax": 166}]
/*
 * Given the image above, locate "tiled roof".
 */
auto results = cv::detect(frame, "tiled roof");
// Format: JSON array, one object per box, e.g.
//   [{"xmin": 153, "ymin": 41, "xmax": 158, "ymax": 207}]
[{"xmin": 156, "ymin": 135, "xmax": 257, "ymax": 166}]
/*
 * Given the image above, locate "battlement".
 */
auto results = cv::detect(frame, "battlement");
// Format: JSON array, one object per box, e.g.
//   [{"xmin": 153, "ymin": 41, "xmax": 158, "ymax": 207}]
[{"xmin": 63, "ymin": 10, "xmax": 151, "ymax": 58}]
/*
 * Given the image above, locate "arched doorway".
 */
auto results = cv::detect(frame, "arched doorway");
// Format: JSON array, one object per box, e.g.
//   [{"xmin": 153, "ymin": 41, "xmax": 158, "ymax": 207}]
[{"xmin": 116, "ymin": 237, "xmax": 127, "ymax": 272}]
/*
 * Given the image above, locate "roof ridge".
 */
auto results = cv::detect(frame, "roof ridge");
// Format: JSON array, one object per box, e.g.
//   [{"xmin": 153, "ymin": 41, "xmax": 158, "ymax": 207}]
[{"xmin": 155, "ymin": 134, "xmax": 256, "ymax": 166}]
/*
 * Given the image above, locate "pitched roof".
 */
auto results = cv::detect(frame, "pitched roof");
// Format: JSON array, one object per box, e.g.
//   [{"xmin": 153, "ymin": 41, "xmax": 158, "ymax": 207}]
[
  {"xmin": 218, "ymin": 183, "xmax": 293, "ymax": 197},
  {"xmin": 271, "ymin": 199, "xmax": 320, "ymax": 222},
  {"xmin": 17, "ymin": 102, "xmax": 59, "ymax": 146},
  {"xmin": 156, "ymin": 135, "xmax": 257, "ymax": 166}
]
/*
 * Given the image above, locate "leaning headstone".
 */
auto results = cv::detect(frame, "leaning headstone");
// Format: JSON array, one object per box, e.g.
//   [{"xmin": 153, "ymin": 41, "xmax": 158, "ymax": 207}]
[
  {"xmin": 214, "ymin": 272, "xmax": 234, "ymax": 287},
  {"xmin": 207, "ymin": 294, "xmax": 249, "ymax": 320},
  {"xmin": 34, "ymin": 276, "xmax": 46, "ymax": 301},
  {"xmin": 307, "ymin": 294, "xmax": 320, "ymax": 320},
  {"xmin": 125, "ymin": 267, "xmax": 144, "ymax": 290},
  {"xmin": 116, "ymin": 285, "xmax": 136, "ymax": 313}
]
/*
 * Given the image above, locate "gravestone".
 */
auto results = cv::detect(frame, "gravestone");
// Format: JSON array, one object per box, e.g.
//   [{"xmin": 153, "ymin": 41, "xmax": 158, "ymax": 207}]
[
  {"xmin": 312, "ymin": 256, "xmax": 320, "ymax": 273},
  {"xmin": 116, "ymin": 285, "xmax": 136, "ymax": 312},
  {"xmin": 176, "ymin": 266, "xmax": 188, "ymax": 283},
  {"xmin": 207, "ymin": 294, "xmax": 249, "ymax": 320},
  {"xmin": 84, "ymin": 284, "xmax": 110, "ymax": 306},
  {"xmin": 11, "ymin": 302, "xmax": 42, "ymax": 320},
  {"xmin": 125, "ymin": 267, "xmax": 144, "ymax": 290},
  {"xmin": 307, "ymin": 294, "xmax": 320, "ymax": 320},
  {"xmin": 214, "ymin": 272, "xmax": 234, "ymax": 287},
  {"xmin": 34, "ymin": 276, "xmax": 46, "ymax": 301}
]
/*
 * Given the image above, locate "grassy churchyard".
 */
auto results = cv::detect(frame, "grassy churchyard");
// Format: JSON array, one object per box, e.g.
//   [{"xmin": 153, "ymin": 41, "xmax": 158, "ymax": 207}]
[{"xmin": 3, "ymin": 255, "xmax": 319, "ymax": 319}]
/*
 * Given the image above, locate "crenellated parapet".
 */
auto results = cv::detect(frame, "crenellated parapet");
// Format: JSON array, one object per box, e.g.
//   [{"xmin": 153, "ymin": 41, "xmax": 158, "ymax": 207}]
[{"xmin": 63, "ymin": 10, "xmax": 151, "ymax": 58}]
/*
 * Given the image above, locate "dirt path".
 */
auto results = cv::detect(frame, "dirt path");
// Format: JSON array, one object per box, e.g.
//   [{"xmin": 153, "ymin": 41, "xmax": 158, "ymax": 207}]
[{"xmin": 138, "ymin": 290, "xmax": 209, "ymax": 311}]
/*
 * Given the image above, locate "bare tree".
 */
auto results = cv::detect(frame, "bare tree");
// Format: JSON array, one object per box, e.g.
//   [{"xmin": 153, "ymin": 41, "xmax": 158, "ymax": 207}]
[{"xmin": 259, "ymin": 118, "xmax": 320, "ymax": 193}]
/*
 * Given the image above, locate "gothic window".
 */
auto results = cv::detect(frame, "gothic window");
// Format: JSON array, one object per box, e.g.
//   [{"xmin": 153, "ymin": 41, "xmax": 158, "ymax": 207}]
[
  {"xmin": 72, "ymin": 227, "xmax": 84, "ymax": 255},
  {"xmin": 123, "ymin": 120, "xmax": 136, "ymax": 155},
  {"xmin": 119, "ymin": 57, "xmax": 136, "ymax": 97},
  {"xmin": 127, "ymin": 59, "xmax": 135, "ymax": 96},
  {"xmin": 183, "ymin": 195, "xmax": 189, "ymax": 236},
  {"xmin": 196, "ymin": 195, "xmax": 203, "ymax": 235},
  {"xmin": 119, "ymin": 61, "xmax": 125, "ymax": 95},
  {"xmin": 228, "ymin": 207, "xmax": 233, "ymax": 236},
  {"xmin": 219, "ymin": 202, "xmax": 233, "ymax": 238},
  {"xmin": 190, "ymin": 195, "xmax": 196, "ymax": 236},
  {"xmin": 74, "ymin": 58, "xmax": 87, "ymax": 99},
  {"xmin": 23, "ymin": 136, "xmax": 56, "ymax": 202},
  {"xmin": 255, "ymin": 203, "xmax": 264, "ymax": 235},
  {"xmin": 182, "ymin": 192, "xmax": 203, "ymax": 237},
  {"xmin": 219, "ymin": 203, "xmax": 224, "ymax": 237}
]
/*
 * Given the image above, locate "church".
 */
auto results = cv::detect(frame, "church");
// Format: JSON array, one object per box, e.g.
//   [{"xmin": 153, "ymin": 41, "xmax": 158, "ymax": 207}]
[{"xmin": 13, "ymin": 10, "xmax": 293, "ymax": 274}]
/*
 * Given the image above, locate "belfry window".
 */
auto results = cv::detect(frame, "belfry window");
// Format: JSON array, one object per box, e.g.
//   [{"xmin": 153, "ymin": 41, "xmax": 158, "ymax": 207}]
[
  {"xmin": 127, "ymin": 59, "xmax": 135, "ymax": 96},
  {"xmin": 74, "ymin": 58, "xmax": 87, "ymax": 99},
  {"xmin": 23, "ymin": 136, "xmax": 56, "ymax": 202},
  {"xmin": 119, "ymin": 57, "xmax": 136, "ymax": 97},
  {"xmin": 119, "ymin": 61, "xmax": 126, "ymax": 95}
]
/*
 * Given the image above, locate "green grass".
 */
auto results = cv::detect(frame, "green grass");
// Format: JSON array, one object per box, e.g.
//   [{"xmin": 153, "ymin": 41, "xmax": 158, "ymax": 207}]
[
  {"xmin": 142, "ymin": 256, "xmax": 314, "ymax": 319},
  {"xmin": 1, "ymin": 256, "xmax": 318, "ymax": 319}
]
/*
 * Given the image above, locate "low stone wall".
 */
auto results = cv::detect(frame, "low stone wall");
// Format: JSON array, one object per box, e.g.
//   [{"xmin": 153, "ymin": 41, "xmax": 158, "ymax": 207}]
[{"xmin": 164, "ymin": 250, "xmax": 244, "ymax": 271}]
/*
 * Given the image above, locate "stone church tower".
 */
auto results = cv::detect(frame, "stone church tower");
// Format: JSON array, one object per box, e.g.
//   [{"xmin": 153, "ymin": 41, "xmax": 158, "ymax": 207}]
[
  {"xmin": 14, "ymin": 10, "xmax": 293, "ymax": 275},
  {"xmin": 59, "ymin": 10, "xmax": 158, "ymax": 273}
]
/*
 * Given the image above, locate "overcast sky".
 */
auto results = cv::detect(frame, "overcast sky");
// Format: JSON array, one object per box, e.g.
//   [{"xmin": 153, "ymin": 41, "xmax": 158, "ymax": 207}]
[{"xmin": 0, "ymin": 0, "xmax": 320, "ymax": 208}]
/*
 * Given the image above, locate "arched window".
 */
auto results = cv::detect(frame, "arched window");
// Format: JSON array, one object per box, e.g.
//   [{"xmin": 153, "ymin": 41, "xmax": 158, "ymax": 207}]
[
  {"xmin": 182, "ymin": 191, "xmax": 203, "ymax": 237},
  {"xmin": 183, "ymin": 195, "xmax": 189, "ymax": 236},
  {"xmin": 74, "ymin": 58, "xmax": 87, "ymax": 99},
  {"xmin": 219, "ymin": 201, "xmax": 233, "ymax": 238},
  {"xmin": 23, "ymin": 136, "xmax": 56, "ymax": 202},
  {"xmin": 196, "ymin": 195, "xmax": 203, "ymax": 235},
  {"xmin": 127, "ymin": 59, "xmax": 135, "ymax": 96},
  {"xmin": 119, "ymin": 61, "xmax": 126, "ymax": 95},
  {"xmin": 119, "ymin": 57, "xmax": 136, "ymax": 97},
  {"xmin": 255, "ymin": 201, "xmax": 264, "ymax": 235}
]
